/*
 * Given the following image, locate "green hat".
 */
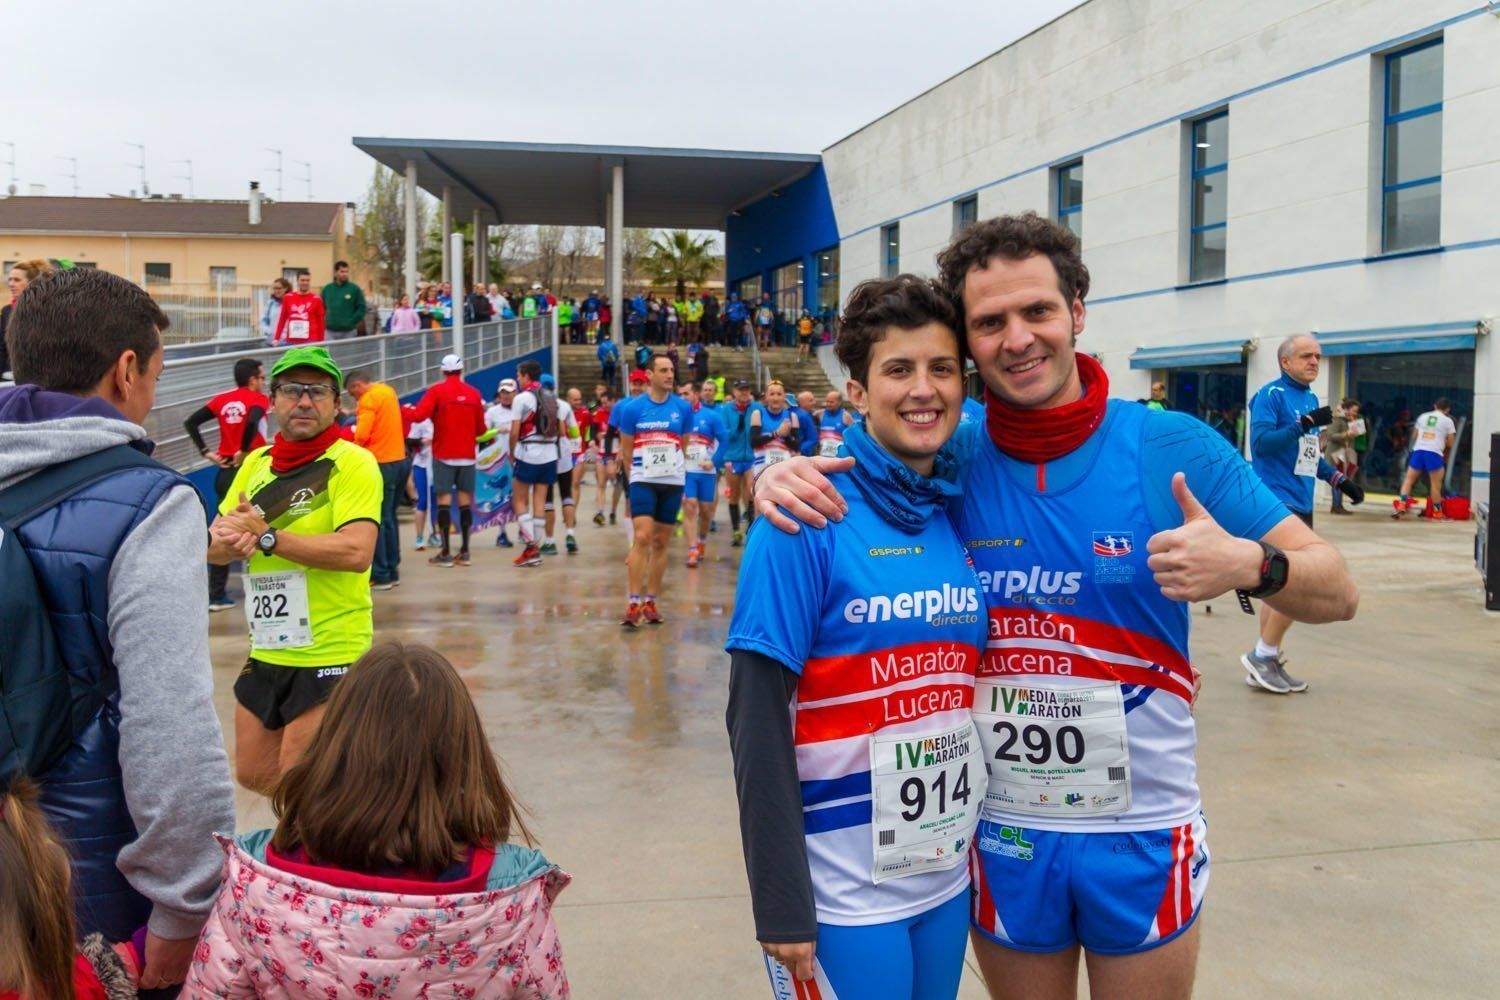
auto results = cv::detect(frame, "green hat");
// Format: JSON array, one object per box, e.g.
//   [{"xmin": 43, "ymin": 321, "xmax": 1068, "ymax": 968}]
[{"xmin": 270, "ymin": 346, "xmax": 344, "ymax": 392}]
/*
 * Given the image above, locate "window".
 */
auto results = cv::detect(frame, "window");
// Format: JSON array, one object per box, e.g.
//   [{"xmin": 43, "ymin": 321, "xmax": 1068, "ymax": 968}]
[
  {"xmin": 881, "ymin": 223, "xmax": 900, "ymax": 278},
  {"xmin": 1056, "ymin": 160, "xmax": 1083, "ymax": 240},
  {"xmin": 209, "ymin": 266, "xmax": 237, "ymax": 288},
  {"xmin": 1382, "ymin": 39, "xmax": 1443, "ymax": 252},
  {"xmin": 143, "ymin": 262, "xmax": 171, "ymax": 284},
  {"xmin": 1189, "ymin": 112, "xmax": 1229, "ymax": 282},
  {"xmin": 281, "ymin": 267, "xmax": 305, "ymax": 284},
  {"xmin": 815, "ymin": 246, "xmax": 840, "ymax": 321},
  {"xmin": 952, "ymin": 195, "xmax": 978, "ymax": 236},
  {"xmin": 773, "ymin": 260, "xmax": 804, "ymax": 329},
  {"xmin": 736, "ymin": 275, "xmax": 761, "ymax": 304}
]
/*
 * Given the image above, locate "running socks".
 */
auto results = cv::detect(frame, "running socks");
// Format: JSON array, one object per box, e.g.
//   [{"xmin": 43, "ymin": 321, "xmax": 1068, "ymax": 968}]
[
  {"xmin": 459, "ymin": 506, "xmax": 473, "ymax": 553},
  {"xmin": 437, "ymin": 507, "xmax": 453, "ymax": 555},
  {"xmin": 729, "ymin": 504, "xmax": 741, "ymax": 531},
  {"xmin": 517, "ymin": 514, "xmax": 535, "ymax": 545},
  {"xmin": 1255, "ymin": 640, "xmax": 1280, "ymax": 660}
]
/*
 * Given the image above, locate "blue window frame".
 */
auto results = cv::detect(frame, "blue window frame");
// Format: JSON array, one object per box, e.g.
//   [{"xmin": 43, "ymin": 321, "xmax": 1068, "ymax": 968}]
[
  {"xmin": 1382, "ymin": 38, "xmax": 1443, "ymax": 253},
  {"xmin": 1056, "ymin": 160, "xmax": 1083, "ymax": 241},
  {"xmin": 1189, "ymin": 111, "xmax": 1229, "ymax": 282},
  {"xmin": 952, "ymin": 195, "xmax": 978, "ymax": 236},
  {"xmin": 881, "ymin": 223, "xmax": 900, "ymax": 278}
]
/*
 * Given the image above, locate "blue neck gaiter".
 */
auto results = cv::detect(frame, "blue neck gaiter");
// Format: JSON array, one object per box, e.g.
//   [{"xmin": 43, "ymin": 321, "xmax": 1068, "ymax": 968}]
[{"xmin": 841, "ymin": 421, "xmax": 962, "ymax": 535}]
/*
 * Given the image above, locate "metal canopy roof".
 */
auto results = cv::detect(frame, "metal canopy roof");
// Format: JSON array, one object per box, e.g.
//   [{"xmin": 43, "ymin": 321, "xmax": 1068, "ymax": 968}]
[{"xmin": 352, "ymin": 137, "xmax": 820, "ymax": 230}]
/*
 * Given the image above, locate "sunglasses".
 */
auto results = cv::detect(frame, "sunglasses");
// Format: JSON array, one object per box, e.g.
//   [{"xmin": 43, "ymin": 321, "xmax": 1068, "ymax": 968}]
[{"xmin": 273, "ymin": 382, "xmax": 338, "ymax": 403}]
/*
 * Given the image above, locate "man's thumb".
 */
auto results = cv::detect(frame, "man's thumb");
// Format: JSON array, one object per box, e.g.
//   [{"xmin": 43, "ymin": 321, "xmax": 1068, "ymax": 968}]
[{"xmin": 1172, "ymin": 472, "xmax": 1207, "ymax": 520}]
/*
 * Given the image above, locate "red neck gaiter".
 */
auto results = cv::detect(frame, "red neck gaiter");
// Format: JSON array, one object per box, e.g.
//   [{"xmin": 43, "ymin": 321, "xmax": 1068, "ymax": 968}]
[
  {"xmin": 269, "ymin": 423, "xmax": 342, "ymax": 474},
  {"xmin": 984, "ymin": 352, "xmax": 1110, "ymax": 465}
]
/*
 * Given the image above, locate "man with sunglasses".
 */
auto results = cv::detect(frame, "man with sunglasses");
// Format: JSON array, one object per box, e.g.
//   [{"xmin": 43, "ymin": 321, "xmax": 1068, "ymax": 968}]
[{"xmin": 208, "ymin": 346, "xmax": 381, "ymax": 796}]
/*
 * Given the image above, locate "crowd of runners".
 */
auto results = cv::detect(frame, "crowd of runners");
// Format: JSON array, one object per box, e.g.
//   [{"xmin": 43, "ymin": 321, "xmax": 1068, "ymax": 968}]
[{"xmin": 0, "ymin": 211, "xmax": 1389, "ymax": 1000}]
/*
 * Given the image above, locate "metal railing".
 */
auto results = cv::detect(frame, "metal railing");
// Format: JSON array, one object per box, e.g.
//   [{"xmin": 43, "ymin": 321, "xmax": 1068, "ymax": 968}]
[
  {"xmin": 145, "ymin": 281, "xmax": 272, "ymax": 346},
  {"xmin": 147, "ymin": 316, "xmax": 550, "ymax": 474}
]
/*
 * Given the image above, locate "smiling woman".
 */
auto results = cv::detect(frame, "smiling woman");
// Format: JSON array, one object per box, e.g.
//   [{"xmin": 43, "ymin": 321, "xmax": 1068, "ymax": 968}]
[{"xmin": 725, "ymin": 272, "xmax": 986, "ymax": 999}]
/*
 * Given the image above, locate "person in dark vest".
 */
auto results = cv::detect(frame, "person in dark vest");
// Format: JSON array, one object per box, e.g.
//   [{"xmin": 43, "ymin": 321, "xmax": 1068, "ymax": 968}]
[{"xmin": 0, "ymin": 267, "xmax": 236, "ymax": 991}]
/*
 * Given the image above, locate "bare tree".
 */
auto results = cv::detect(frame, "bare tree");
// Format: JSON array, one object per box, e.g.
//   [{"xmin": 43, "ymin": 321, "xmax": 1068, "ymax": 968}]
[
  {"xmin": 532, "ymin": 225, "xmax": 565, "ymax": 291},
  {"xmin": 560, "ymin": 226, "xmax": 598, "ymax": 296},
  {"xmin": 621, "ymin": 228, "xmax": 655, "ymax": 294},
  {"xmin": 349, "ymin": 165, "xmax": 427, "ymax": 299}
]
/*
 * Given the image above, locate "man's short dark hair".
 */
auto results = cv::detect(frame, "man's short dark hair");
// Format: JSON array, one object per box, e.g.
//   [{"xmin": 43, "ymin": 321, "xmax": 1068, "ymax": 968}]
[
  {"xmin": 334, "ymin": 260, "xmax": 349, "ymax": 270},
  {"xmin": 296, "ymin": 268, "xmax": 310, "ymax": 278},
  {"xmin": 936, "ymin": 211, "xmax": 1090, "ymax": 314},
  {"xmin": 649, "ymin": 354, "xmax": 674, "ymax": 373},
  {"xmin": 1435, "ymin": 397, "xmax": 1451, "ymax": 411},
  {"xmin": 835, "ymin": 274, "xmax": 961, "ymax": 387},
  {"xmin": 7, "ymin": 268, "xmax": 168, "ymax": 392},
  {"xmin": 233, "ymin": 358, "xmax": 263, "ymax": 387},
  {"xmin": 517, "ymin": 360, "xmax": 541, "ymax": 381},
  {"xmin": 345, "ymin": 369, "xmax": 372, "ymax": 387}
]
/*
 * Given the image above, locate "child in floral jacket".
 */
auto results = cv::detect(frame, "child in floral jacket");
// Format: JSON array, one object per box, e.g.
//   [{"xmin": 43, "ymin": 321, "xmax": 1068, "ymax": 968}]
[{"xmin": 183, "ymin": 642, "xmax": 569, "ymax": 999}]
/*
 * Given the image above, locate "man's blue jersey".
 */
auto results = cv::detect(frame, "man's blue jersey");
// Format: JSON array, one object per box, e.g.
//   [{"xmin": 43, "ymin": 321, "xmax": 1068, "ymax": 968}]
[
  {"xmin": 727, "ymin": 472, "xmax": 987, "ymax": 925},
  {"xmin": 717, "ymin": 400, "xmax": 755, "ymax": 465},
  {"xmin": 950, "ymin": 401, "xmax": 1285, "ymax": 832},
  {"xmin": 753, "ymin": 404, "xmax": 800, "ymax": 472},
  {"xmin": 960, "ymin": 396, "xmax": 986, "ymax": 427},
  {"xmin": 686, "ymin": 403, "xmax": 726, "ymax": 475},
  {"xmin": 792, "ymin": 406, "xmax": 818, "ymax": 457},
  {"xmin": 620, "ymin": 394, "xmax": 694, "ymax": 485},
  {"xmin": 1249, "ymin": 372, "xmax": 1336, "ymax": 514},
  {"xmin": 607, "ymin": 392, "xmax": 642, "ymax": 431},
  {"xmin": 817, "ymin": 408, "xmax": 850, "ymax": 457}
]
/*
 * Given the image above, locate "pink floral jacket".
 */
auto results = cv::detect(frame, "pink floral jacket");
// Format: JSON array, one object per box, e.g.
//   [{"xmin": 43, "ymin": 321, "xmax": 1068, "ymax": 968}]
[{"xmin": 183, "ymin": 832, "xmax": 570, "ymax": 999}]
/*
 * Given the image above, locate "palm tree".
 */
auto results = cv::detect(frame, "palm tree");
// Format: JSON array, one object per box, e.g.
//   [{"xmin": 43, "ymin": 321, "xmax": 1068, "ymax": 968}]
[{"xmin": 645, "ymin": 230, "xmax": 716, "ymax": 299}]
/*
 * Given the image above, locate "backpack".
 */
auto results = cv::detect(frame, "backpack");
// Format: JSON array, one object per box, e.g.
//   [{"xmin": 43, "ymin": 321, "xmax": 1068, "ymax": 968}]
[
  {"xmin": 527, "ymin": 386, "xmax": 561, "ymax": 444},
  {"xmin": 0, "ymin": 446, "xmax": 156, "ymax": 788}
]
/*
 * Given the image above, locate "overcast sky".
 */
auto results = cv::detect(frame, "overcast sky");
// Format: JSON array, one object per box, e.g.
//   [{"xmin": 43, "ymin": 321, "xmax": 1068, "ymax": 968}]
[{"xmin": 8, "ymin": 0, "xmax": 1086, "ymax": 205}]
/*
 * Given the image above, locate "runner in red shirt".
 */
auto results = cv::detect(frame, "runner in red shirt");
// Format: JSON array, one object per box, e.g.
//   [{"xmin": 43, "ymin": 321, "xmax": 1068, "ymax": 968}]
[
  {"xmin": 274, "ymin": 270, "xmax": 327, "ymax": 344},
  {"xmin": 183, "ymin": 357, "xmax": 270, "ymax": 612},
  {"xmin": 404, "ymin": 354, "xmax": 487, "ymax": 566},
  {"xmin": 591, "ymin": 383, "xmax": 616, "ymax": 524}
]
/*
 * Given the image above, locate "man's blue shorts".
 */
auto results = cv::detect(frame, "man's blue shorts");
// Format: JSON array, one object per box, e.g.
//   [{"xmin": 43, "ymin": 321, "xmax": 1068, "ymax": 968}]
[
  {"xmin": 629, "ymin": 481, "xmax": 684, "ymax": 524},
  {"xmin": 970, "ymin": 813, "xmax": 1209, "ymax": 956},
  {"xmin": 684, "ymin": 472, "xmax": 718, "ymax": 503},
  {"xmin": 1408, "ymin": 450, "xmax": 1444, "ymax": 473},
  {"xmin": 412, "ymin": 464, "xmax": 431, "ymax": 512},
  {"xmin": 727, "ymin": 459, "xmax": 754, "ymax": 476},
  {"xmin": 514, "ymin": 458, "xmax": 558, "ymax": 486}
]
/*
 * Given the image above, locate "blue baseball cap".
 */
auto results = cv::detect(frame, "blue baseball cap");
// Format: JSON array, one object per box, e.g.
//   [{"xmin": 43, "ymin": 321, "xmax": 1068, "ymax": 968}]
[{"xmin": 540, "ymin": 373, "xmax": 556, "ymax": 389}]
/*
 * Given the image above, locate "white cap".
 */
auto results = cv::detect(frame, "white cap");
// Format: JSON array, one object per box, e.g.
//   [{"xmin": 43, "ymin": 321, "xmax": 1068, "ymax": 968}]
[
  {"xmin": 440, "ymin": 353, "xmax": 463, "ymax": 372},
  {"xmin": 498, "ymin": 378, "xmax": 518, "ymax": 391}
]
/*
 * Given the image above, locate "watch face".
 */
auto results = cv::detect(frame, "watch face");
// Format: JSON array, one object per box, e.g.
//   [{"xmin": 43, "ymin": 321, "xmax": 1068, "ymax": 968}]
[{"xmin": 259, "ymin": 531, "xmax": 276, "ymax": 550}]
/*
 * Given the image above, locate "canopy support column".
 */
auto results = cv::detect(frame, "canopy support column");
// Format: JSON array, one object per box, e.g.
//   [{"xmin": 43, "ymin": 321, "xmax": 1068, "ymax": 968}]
[
  {"xmin": 441, "ymin": 186, "xmax": 452, "ymax": 284},
  {"xmin": 403, "ymin": 160, "xmax": 418, "ymax": 302},
  {"xmin": 471, "ymin": 209, "xmax": 483, "ymax": 287},
  {"xmin": 608, "ymin": 162, "xmax": 624, "ymax": 356}
]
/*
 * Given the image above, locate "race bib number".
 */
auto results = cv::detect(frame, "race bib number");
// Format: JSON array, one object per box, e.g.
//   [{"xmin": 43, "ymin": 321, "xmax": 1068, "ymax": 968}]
[
  {"xmin": 818, "ymin": 434, "xmax": 843, "ymax": 458},
  {"xmin": 756, "ymin": 442, "xmax": 791, "ymax": 469},
  {"xmin": 641, "ymin": 441, "xmax": 684, "ymax": 476},
  {"xmin": 973, "ymin": 680, "xmax": 1130, "ymax": 818},
  {"xmin": 287, "ymin": 319, "xmax": 310, "ymax": 341},
  {"xmin": 1294, "ymin": 433, "xmax": 1320, "ymax": 477},
  {"xmin": 869, "ymin": 721, "xmax": 984, "ymax": 883},
  {"xmin": 685, "ymin": 441, "xmax": 713, "ymax": 471},
  {"xmin": 243, "ymin": 571, "xmax": 313, "ymax": 649}
]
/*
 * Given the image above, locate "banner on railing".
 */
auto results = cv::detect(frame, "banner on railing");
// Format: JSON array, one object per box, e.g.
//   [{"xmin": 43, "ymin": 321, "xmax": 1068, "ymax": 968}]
[{"xmin": 474, "ymin": 440, "xmax": 514, "ymax": 531}]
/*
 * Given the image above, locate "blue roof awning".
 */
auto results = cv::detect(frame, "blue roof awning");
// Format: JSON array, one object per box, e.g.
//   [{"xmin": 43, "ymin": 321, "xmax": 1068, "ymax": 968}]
[
  {"xmin": 1129, "ymin": 338, "xmax": 1249, "ymax": 369},
  {"xmin": 1315, "ymin": 320, "xmax": 1484, "ymax": 357}
]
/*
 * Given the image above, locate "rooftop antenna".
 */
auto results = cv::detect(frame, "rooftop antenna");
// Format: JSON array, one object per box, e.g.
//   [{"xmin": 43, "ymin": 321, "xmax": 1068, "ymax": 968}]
[
  {"xmin": 1, "ymin": 142, "xmax": 16, "ymax": 195},
  {"xmin": 55, "ymin": 156, "xmax": 79, "ymax": 196},
  {"xmin": 171, "ymin": 158, "xmax": 194, "ymax": 198},
  {"xmin": 125, "ymin": 141, "xmax": 148, "ymax": 196},
  {"xmin": 292, "ymin": 159, "xmax": 312, "ymax": 199},
  {"xmin": 263, "ymin": 147, "xmax": 283, "ymax": 200}
]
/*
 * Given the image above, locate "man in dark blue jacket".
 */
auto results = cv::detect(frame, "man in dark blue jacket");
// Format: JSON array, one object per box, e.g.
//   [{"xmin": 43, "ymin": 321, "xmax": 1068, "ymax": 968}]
[{"xmin": 0, "ymin": 267, "xmax": 235, "ymax": 990}]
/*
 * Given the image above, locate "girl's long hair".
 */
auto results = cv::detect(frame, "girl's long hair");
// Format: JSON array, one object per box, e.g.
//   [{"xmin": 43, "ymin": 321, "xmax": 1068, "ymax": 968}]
[
  {"xmin": 271, "ymin": 641, "xmax": 533, "ymax": 874},
  {"xmin": 0, "ymin": 778, "xmax": 78, "ymax": 1000}
]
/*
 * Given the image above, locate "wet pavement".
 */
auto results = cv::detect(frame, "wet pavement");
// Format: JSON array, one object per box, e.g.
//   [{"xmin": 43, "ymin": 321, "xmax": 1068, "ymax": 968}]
[{"xmin": 208, "ymin": 492, "xmax": 1496, "ymax": 999}]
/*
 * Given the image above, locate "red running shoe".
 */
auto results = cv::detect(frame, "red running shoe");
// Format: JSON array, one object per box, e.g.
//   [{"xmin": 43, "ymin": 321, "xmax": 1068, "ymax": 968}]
[
  {"xmin": 513, "ymin": 545, "xmax": 542, "ymax": 567},
  {"xmin": 686, "ymin": 544, "xmax": 701, "ymax": 568},
  {"xmin": 642, "ymin": 599, "xmax": 664, "ymax": 625},
  {"xmin": 621, "ymin": 602, "xmax": 642, "ymax": 628}
]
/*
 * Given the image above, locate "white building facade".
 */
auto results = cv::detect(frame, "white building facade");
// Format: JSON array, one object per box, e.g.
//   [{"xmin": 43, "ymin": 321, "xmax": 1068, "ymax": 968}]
[{"xmin": 733, "ymin": 0, "xmax": 1500, "ymax": 496}]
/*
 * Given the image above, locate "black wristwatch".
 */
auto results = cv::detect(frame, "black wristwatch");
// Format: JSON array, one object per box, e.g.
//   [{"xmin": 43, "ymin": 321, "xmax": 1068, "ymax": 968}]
[
  {"xmin": 1236, "ymin": 541, "xmax": 1289, "ymax": 613},
  {"xmin": 257, "ymin": 528, "xmax": 278, "ymax": 556}
]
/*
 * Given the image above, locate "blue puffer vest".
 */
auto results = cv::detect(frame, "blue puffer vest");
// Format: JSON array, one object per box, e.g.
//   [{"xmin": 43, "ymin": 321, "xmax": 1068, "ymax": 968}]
[{"xmin": 19, "ymin": 443, "xmax": 188, "ymax": 942}]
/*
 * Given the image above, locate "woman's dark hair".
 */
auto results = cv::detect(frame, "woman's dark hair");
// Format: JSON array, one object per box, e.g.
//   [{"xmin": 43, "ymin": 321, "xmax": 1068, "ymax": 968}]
[
  {"xmin": 0, "ymin": 779, "xmax": 78, "ymax": 1000},
  {"xmin": 7, "ymin": 267, "xmax": 168, "ymax": 393},
  {"xmin": 835, "ymin": 274, "xmax": 960, "ymax": 387},
  {"xmin": 936, "ymin": 211, "xmax": 1090, "ymax": 313},
  {"xmin": 271, "ymin": 642, "xmax": 532, "ymax": 874}
]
